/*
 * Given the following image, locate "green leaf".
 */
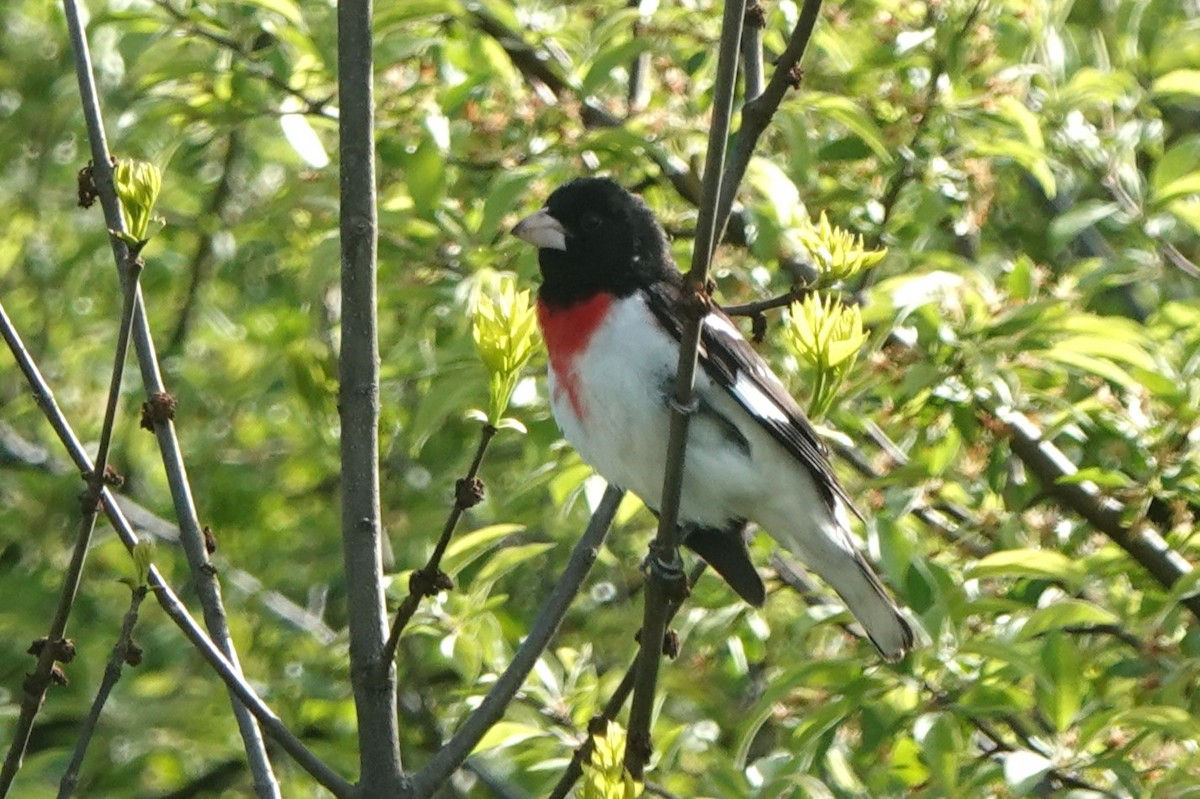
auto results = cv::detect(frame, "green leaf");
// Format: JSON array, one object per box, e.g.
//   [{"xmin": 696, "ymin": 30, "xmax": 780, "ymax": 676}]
[
  {"xmin": 1152, "ymin": 136, "xmax": 1200, "ymax": 206},
  {"xmin": 920, "ymin": 713, "xmax": 962, "ymax": 792},
  {"xmin": 1039, "ymin": 632, "xmax": 1082, "ymax": 731},
  {"xmin": 442, "ymin": 523, "xmax": 524, "ymax": 576},
  {"xmin": 1055, "ymin": 467, "xmax": 1131, "ymax": 490},
  {"xmin": 801, "ymin": 93, "xmax": 894, "ymax": 164},
  {"xmin": 474, "ymin": 542, "xmax": 555, "ymax": 585},
  {"xmin": 581, "ymin": 40, "xmax": 652, "ymax": 96},
  {"xmin": 890, "ymin": 736, "xmax": 930, "ymax": 788},
  {"xmin": 1152, "ymin": 69, "xmax": 1200, "ymax": 99},
  {"xmin": 1019, "ymin": 599, "xmax": 1119, "ymax": 639},
  {"xmin": 968, "ymin": 549, "xmax": 1082, "ymax": 583},
  {"xmin": 473, "ymin": 721, "xmax": 546, "ymax": 753}
]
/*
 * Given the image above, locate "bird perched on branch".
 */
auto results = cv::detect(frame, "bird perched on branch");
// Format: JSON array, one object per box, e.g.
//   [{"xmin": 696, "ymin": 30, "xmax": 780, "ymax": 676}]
[{"xmin": 513, "ymin": 177, "xmax": 914, "ymax": 660}]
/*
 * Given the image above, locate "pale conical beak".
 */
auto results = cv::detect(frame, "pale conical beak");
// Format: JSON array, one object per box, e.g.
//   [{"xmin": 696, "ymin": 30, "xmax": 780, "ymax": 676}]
[{"xmin": 512, "ymin": 209, "xmax": 567, "ymax": 251}]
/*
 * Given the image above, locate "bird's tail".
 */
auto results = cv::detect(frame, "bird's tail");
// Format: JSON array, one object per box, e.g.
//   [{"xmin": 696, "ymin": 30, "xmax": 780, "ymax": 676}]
[{"xmin": 769, "ymin": 510, "xmax": 914, "ymax": 661}]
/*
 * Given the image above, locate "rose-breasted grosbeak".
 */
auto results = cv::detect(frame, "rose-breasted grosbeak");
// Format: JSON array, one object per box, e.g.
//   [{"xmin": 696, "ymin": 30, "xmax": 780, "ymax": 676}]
[{"xmin": 513, "ymin": 177, "xmax": 914, "ymax": 660}]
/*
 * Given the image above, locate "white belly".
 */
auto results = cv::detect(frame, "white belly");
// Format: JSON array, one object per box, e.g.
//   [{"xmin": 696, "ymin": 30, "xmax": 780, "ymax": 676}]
[{"xmin": 548, "ymin": 296, "xmax": 765, "ymax": 527}]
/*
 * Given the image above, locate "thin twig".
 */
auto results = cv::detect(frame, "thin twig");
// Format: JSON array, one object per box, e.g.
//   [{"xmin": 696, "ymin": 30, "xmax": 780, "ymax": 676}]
[
  {"xmin": 721, "ymin": 285, "xmax": 809, "ymax": 317},
  {"xmin": 0, "ymin": 301, "xmax": 353, "ymax": 798},
  {"xmin": 0, "ymin": 263, "xmax": 142, "ymax": 795},
  {"xmin": 545, "ymin": 564, "xmax": 706, "ymax": 799},
  {"xmin": 337, "ymin": 0, "xmax": 406, "ymax": 791},
  {"xmin": 989, "ymin": 400, "xmax": 1200, "ymax": 621},
  {"xmin": 0, "ymin": 3, "xmax": 149, "ymax": 786},
  {"xmin": 57, "ymin": 585, "xmax": 148, "ymax": 799},
  {"xmin": 382, "ymin": 423, "xmax": 498, "ymax": 667},
  {"xmin": 62, "ymin": 2, "xmax": 280, "ymax": 791},
  {"xmin": 625, "ymin": 0, "xmax": 747, "ymax": 780},
  {"xmin": 0, "ymin": 422, "xmax": 340, "ymax": 643},
  {"xmin": 411, "ymin": 486, "xmax": 624, "ymax": 798},
  {"xmin": 715, "ymin": 0, "xmax": 825, "ymax": 241}
]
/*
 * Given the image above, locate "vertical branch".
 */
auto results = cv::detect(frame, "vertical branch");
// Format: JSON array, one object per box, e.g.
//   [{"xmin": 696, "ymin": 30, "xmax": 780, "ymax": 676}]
[
  {"xmin": 57, "ymin": 2, "xmax": 281, "ymax": 795},
  {"xmin": 337, "ymin": 0, "xmax": 406, "ymax": 792},
  {"xmin": 716, "ymin": 0, "xmax": 824, "ymax": 240},
  {"xmin": 624, "ymin": 0, "xmax": 746, "ymax": 779},
  {"xmin": 545, "ymin": 564, "xmax": 706, "ymax": 799},
  {"xmin": 56, "ymin": 585, "xmax": 148, "ymax": 799},
  {"xmin": 627, "ymin": 0, "xmax": 651, "ymax": 115}
]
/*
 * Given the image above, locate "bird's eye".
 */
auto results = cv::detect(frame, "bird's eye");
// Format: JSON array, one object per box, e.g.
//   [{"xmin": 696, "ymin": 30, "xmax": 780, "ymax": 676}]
[{"xmin": 580, "ymin": 212, "xmax": 603, "ymax": 232}]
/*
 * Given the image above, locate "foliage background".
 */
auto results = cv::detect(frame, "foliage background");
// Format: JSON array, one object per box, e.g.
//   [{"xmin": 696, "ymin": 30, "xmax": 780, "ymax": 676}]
[{"xmin": 1, "ymin": 0, "xmax": 1199, "ymax": 796}]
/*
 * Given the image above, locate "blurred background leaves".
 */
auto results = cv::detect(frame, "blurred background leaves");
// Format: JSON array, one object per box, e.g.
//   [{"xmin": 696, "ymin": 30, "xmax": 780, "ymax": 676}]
[{"xmin": 1, "ymin": 0, "xmax": 1199, "ymax": 796}]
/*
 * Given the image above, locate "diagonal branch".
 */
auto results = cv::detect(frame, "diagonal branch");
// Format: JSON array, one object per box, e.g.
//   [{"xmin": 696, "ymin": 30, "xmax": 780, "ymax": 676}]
[
  {"xmin": 0, "ymin": 301, "xmax": 353, "ymax": 798},
  {"xmin": 545, "ymin": 563, "xmax": 706, "ymax": 799},
  {"xmin": 988, "ymin": 401, "xmax": 1200, "ymax": 621},
  {"xmin": 59, "ymin": 2, "xmax": 280, "ymax": 794},
  {"xmin": 0, "ymin": 204, "xmax": 143, "ymax": 794},
  {"xmin": 715, "ymin": 0, "xmax": 824, "ymax": 241},
  {"xmin": 411, "ymin": 485, "xmax": 624, "ymax": 798},
  {"xmin": 382, "ymin": 423, "xmax": 497, "ymax": 667},
  {"xmin": 56, "ymin": 584, "xmax": 148, "ymax": 799},
  {"xmin": 624, "ymin": 0, "xmax": 747, "ymax": 780}
]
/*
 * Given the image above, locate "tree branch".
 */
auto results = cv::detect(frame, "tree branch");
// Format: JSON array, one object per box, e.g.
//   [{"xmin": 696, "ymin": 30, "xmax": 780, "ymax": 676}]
[
  {"xmin": 56, "ymin": 585, "xmax": 148, "ymax": 799},
  {"xmin": 545, "ymin": 563, "xmax": 706, "ymax": 799},
  {"xmin": 382, "ymin": 423, "xmax": 498, "ymax": 667},
  {"xmin": 625, "ymin": 0, "xmax": 747, "ymax": 780},
  {"xmin": 990, "ymin": 402, "xmax": 1200, "ymax": 621},
  {"xmin": 715, "ymin": 0, "xmax": 824, "ymax": 241},
  {"xmin": 412, "ymin": 485, "xmax": 624, "ymax": 798},
  {"xmin": 0, "ymin": 198, "xmax": 143, "ymax": 797},
  {"xmin": 0, "ymin": 301, "xmax": 353, "ymax": 798},
  {"xmin": 60, "ymin": 2, "xmax": 280, "ymax": 791},
  {"xmin": 337, "ymin": 0, "xmax": 406, "ymax": 792}
]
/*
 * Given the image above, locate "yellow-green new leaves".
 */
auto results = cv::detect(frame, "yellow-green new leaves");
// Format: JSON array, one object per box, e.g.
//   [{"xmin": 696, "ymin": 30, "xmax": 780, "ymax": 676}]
[
  {"xmin": 472, "ymin": 277, "xmax": 539, "ymax": 424},
  {"xmin": 786, "ymin": 292, "xmax": 868, "ymax": 420},
  {"xmin": 579, "ymin": 721, "xmax": 641, "ymax": 799},
  {"xmin": 797, "ymin": 210, "xmax": 886, "ymax": 284},
  {"xmin": 113, "ymin": 159, "xmax": 162, "ymax": 243}
]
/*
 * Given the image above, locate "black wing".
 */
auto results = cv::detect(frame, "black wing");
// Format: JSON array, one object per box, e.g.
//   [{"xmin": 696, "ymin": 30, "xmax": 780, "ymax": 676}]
[{"xmin": 643, "ymin": 279, "xmax": 859, "ymax": 517}]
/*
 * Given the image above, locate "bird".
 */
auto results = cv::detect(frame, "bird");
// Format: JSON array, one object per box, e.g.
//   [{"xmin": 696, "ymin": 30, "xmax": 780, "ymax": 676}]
[{"xmin": 512, "ymin": 176, "xmax": 914, "ymax": 660}]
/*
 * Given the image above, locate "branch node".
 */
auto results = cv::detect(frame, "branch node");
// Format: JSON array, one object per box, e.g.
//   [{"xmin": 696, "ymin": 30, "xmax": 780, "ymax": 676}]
[
  {"xmin": 662, "ymin": 629, "xmax": 681, "ymax": 659},
  {"xmin": 745, "ymin": 1, "xmax": 766, "ymax": 28},
  {"xmin": 787, "ymin": 64, "xmax": 804, "ymax": 88},
  {"xmin": 751, "ymin": 313, "xmax": 768, "ymax": 344},
  {"xmin": 410, "ymin": 567, "xmax": 455, "ymax": 599},
  {"xmin": 455, "ymin": 476, "xmax": 486, "ymax": 508},
  {"xmin": 140, "ymin": 390, "xmax": 177, "ymax": 431},
  {"xmin": 26, "ymin": 637, "xmax": 77, "ymax": 663}
]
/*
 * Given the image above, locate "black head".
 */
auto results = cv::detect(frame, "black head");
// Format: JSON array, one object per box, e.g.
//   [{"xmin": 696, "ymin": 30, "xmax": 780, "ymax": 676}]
[{"xmin": 512, "ymin": 177, "xmax": 676, "ymax": 307}]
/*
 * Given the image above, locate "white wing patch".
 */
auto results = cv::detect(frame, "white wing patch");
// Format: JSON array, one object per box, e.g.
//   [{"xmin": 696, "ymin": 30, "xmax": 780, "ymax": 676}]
[
  {"xmin": 703, "ymin": 313, "xmax": 742, "ymax": 338},
  {"xmin": 733, "ymin": 371, "xmax": 789, "ymax": 423}
]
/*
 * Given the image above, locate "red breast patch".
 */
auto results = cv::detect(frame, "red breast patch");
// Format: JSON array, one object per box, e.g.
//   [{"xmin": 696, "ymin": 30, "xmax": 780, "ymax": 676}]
[{"xmin": 537, "ymin": 293, "xmax": 613, "ymax": 419}]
